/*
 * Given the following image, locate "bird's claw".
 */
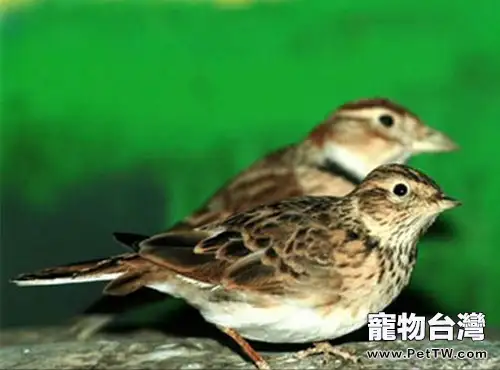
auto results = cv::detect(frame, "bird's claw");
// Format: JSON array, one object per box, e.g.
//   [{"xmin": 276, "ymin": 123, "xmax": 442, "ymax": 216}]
[{"xmin": 295, "ymin": 342, "xmax": 360, "ymax": 364}]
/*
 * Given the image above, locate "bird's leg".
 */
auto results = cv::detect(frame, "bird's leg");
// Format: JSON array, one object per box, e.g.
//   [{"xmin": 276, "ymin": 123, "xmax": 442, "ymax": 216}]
[
  {"xmin": 219, "ymin": 327, "xmax": 271, "ymax": 370},
  {"xmin": 296, "ymin": 341, "xmax": 359, "ymax": 363}
]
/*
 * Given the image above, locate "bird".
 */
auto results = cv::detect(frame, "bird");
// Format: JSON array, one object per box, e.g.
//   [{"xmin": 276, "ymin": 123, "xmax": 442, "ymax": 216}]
[
  {"xmin": 12, "ymin": 164, "xmax": 461, "ymax": 370},
  {"xmin": 171, "ymin": 97, "xmax": 458, "ymax": 231},
  {"xmin": 73, "ymin": 97, "xmax": 460, "ymax": 339}
]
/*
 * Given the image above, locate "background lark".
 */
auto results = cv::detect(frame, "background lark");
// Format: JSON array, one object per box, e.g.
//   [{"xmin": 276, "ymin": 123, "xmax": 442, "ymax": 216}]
[{"xmin": 172, "ymin": 97, "xmax": 457, "ymax": 231}]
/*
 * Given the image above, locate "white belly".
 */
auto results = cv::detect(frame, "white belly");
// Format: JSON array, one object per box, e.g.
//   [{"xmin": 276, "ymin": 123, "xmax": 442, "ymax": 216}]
[
  {"xmin": 149, "ymin": 280, "xmax": 370, "ymax": 344},
  {"xmin": 200, "ymin": 301, "xmax": 370, "ymax": 343}
]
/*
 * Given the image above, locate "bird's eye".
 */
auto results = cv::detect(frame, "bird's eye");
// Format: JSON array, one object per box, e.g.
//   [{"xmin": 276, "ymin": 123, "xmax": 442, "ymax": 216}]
[
  {"xmin": 379, "ymin": 114, "xmax": 394, "ymax": 127},
  {"xmin": 392, "ymin": 183, "xmax": 408, "ymax": 197}
]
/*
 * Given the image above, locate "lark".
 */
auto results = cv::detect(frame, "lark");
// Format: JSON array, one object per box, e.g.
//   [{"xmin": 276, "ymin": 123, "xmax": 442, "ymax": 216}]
[
  {"xmin": 171, "ymin": 97, "xmax": 458, "ymax": 231},
  {"xmin": 12, "ymin": 164, "xmax": 460, "ymax": 370},
  {"xmin": 72, "ymin": 97, "xmax": 458, "ymax": 338}
]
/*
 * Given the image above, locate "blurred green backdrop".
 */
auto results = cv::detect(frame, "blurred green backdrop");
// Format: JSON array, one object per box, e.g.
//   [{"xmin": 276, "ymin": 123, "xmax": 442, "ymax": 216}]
[{"xmin": 1, "ymin": 0, "xmax": 499, "ymax": 331}]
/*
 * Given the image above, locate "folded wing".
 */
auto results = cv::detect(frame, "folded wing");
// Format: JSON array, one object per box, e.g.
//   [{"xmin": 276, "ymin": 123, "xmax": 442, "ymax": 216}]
[{"xmin": 137, "ymin": 201, "xmax": 348, "ymax": 298}]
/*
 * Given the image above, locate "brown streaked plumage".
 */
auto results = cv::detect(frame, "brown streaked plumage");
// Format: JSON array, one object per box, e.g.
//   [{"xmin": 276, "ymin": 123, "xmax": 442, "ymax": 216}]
[
  {"xmin": 12, "ymin": 164, "xmax": 461, "ymax": 370},
  {"xmin": 72, "ymin": 97, "xmax": 459, "ymax": 339}
]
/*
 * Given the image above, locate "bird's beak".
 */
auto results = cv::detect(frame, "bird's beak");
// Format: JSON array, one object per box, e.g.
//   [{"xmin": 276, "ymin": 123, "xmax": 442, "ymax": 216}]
[
  {"xmin": 411, "ymin": 127, "xmax": 459, "ymax": 153},
  {"xmin": 436, "ymin": 193, "xmax": 462, "ymax": 210}
]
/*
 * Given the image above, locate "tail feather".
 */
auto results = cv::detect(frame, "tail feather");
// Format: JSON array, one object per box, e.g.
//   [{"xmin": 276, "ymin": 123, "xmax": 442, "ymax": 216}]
[
  {"xmin": 11, "ymin": 231, "xmax": 151, "ymax": 288},
  {"xmin": 11, "ymin": 254, "xmax": 138, "ymax": 287}
]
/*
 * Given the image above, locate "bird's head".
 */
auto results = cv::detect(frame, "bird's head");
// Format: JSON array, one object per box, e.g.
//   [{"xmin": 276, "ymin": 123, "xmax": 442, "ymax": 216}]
[
  {"xmin": 300, "ymin": 98, "xmax": 458, "ymax": 179},
  {"xmin": 351, "ymin": 163, "xmax": 461, "ymax": 241}
]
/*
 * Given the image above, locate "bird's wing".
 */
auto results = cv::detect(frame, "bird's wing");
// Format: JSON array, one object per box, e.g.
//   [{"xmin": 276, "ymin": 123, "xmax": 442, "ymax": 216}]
[{"xmin": 138, "ymin": 197, "xmax": 375, "ymax": 300}]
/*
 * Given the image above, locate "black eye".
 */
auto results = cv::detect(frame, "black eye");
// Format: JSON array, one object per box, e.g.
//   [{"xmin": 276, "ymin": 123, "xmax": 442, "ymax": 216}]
[
  {"xmin": 379, "ymin": 114, "xmax": 394, "ymax": 127},
  {"xmin": 393, "ymin": 183, "xmax": 408, "ymax": 197}
]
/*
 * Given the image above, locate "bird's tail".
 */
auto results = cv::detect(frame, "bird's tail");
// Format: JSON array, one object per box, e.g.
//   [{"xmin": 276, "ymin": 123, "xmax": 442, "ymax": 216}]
[
  {"xmin": 10, "ymin": 253, "xmax": 142, "ymax": 287},
  {"xmin": 10, "ymin": 232, "xmax": 152, "ymax": 295}
]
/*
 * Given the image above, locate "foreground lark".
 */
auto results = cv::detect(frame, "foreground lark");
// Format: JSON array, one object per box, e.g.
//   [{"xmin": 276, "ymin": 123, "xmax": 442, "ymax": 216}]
[{"xmin": 12, "ymin": 164, "xmax": 460, "ymax": 370}]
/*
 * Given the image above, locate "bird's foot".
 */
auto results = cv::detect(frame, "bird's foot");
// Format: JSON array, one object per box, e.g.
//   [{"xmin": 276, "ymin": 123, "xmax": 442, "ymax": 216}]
[{"xmin": 295, "ymin": 341, "xmax": 359, "ymax": 364}]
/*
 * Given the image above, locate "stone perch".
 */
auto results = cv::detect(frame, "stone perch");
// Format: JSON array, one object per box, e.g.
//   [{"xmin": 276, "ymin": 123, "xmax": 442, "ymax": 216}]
[{"xmin": 1, "ymin": 326, "xmax": 499, "ymax": 369}]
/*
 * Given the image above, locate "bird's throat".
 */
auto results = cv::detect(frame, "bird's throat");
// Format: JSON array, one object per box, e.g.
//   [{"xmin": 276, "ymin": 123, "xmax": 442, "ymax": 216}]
[{"xmin": 318, "ymin": 144, "xmax": 373, "ymax": 180}]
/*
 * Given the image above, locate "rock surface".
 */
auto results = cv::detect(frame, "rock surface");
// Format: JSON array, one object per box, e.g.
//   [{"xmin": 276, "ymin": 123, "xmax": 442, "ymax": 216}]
[{"xmin": 1, "ymin": 326, "xmax": 499, "ymax": 369}]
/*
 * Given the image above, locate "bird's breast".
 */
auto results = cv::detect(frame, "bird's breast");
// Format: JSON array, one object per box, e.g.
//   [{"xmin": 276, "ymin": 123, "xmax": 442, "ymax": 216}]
[{"xmin": 296, "ymin": 167, "xmax": 356, "ymax": 197}]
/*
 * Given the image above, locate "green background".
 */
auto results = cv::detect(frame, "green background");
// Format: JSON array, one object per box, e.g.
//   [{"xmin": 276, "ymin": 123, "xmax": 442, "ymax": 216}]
[{"xmin": 1, "ymin": 0, "xmax": 499, "ymax": 332}]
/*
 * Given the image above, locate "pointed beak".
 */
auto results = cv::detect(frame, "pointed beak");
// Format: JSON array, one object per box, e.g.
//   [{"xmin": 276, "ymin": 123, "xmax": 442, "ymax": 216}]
[
  {"xmin": 436, "ymin": 193, "xmax": 462, "ymax": 210},
  {"xmin": 412, "ymin": 127, "xmax": 459, "ymax": 153}
]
